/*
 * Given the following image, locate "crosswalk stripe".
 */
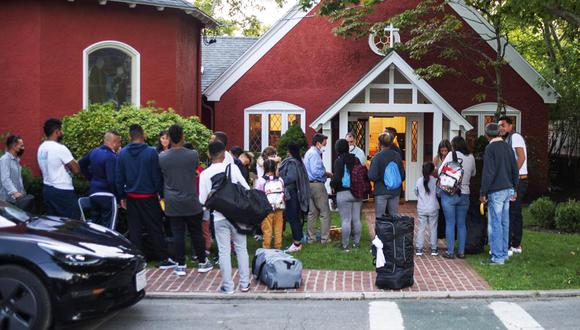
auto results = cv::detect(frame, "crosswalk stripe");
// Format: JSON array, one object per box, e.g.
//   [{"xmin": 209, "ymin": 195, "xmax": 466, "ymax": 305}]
[
  {"xmin": 369, "ymin": 301, "xmax": 404, "ymax": 330},
  {"xmin": 489, "ymin": 301, "xmax": 544, "ymax": 330}
]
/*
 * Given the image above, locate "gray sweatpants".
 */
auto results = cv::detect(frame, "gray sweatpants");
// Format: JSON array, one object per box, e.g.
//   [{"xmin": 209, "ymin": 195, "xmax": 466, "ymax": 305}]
[
  {"xmin": 307, "ymin": 182, "xmax": 331, "ymax": 243},
  {"xmin": 416, "ymin": 211, "xmax": 439, "ymax": 250},
  {"xmin": 337, "ymin": 191, "xmax": 363, "ymax": 248},
  {"xmin": 375, "ymin": 194, "xmax": 400, "ymax": 218},
  {"xmin": 214, "ymin": 220, "xmax": 250, "ymax": 292}
]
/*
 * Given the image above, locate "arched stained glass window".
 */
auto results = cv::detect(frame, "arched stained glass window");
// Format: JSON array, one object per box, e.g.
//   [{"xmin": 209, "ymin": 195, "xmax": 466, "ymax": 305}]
[{"xmin": 83, "ymin": 41, "xmax": 140, "ymax": 109}]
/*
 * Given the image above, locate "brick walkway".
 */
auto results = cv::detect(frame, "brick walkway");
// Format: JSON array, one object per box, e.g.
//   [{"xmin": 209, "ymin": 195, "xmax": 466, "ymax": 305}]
[{"xmin": 146, "ymin": 202, "xmax": 490, "ymax": 294}]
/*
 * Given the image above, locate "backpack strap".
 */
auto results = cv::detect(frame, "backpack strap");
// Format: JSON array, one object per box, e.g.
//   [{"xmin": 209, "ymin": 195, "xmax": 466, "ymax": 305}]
[
  {"xmin": 452, "ymin": 150, "xmax": 463, "ymax": 165},
  {"xmin": 225, "ymin": 163, "xmax": 232, "ymax": 180}
]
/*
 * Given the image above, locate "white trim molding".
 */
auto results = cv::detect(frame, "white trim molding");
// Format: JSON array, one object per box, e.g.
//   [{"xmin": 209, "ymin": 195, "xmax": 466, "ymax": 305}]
[
  {"xmin": 448, "ymin": 1, "xmax": 558, "ymax": 104},
  {"xmin": 204, "ymin": 2, "xmax": 557, "ymax": 107},
  {"xmin": 462, "ymin": 102, "xmax": 522, "ymax": 134},
  {"xmin": 244, "ymin": 101, "xmax": 306, "ymax": 151},
  {"xmin": 82, "ymin": 40, "xmax": 140, "ymax": 109},
  {"xmin": 310, "ymin": 51, "xmax": 473, "ymax": 132},
  {"xmin": 204, "ymin": 6, "xmax": 313, "ymax": 101}
]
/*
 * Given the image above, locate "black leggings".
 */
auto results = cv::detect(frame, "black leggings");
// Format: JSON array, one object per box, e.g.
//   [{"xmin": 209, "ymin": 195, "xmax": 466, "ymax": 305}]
[{"xmin": 284, "ymin": 188, "xmax": 303, "ymax": 243}]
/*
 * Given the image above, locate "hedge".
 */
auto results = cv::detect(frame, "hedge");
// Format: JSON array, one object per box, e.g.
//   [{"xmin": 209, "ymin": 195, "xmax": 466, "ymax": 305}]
[{"xmin": 62, "ymin": 103, "xmax": 212, "ymax": 159}]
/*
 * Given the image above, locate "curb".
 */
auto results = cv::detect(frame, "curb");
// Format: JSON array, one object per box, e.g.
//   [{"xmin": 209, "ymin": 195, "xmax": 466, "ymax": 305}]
[{"xmin": 145, "ymin": 289, "xmax": 580, "ymax": 301}]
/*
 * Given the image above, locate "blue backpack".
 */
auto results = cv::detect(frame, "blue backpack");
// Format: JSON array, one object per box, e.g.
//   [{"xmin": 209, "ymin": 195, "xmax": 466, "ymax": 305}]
[
  {"xmin": 383, "ymin": 161, "xmax": 402, "ymax": 190},
  {"xmin": 342, "ymin": 164, "xmax": 351, "ymax": 188}
]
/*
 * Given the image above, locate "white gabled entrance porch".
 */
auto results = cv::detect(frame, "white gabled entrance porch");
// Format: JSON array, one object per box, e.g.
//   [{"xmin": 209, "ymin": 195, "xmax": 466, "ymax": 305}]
[{"xmin": 311, "ymin": 51, "xmax": 473, "ymax": 201}]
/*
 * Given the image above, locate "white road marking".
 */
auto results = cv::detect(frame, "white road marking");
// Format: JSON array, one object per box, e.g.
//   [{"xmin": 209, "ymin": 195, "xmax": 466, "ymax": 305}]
[
  {"xmin": 369, "ymin": 301, "xmax": 404, "ymax": 330},
  {"xmin": 489, "ymin": 301, "xmax": 544, "ymax": 330}
]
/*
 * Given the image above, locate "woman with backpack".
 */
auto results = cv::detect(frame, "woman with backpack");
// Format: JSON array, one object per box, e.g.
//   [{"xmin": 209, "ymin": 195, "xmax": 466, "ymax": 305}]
[
  {"xmin": 437, "ymin": 136, "xmax": 476, "ymax": 259},
  {"xmin": 255, "ymin": 159, "xmax": 285, "ymax": 250},
  {"xmin": 368, "ymin": 133, "xmax": 405, "ymax": 217},
  {"xmin": 331, "ymin": 139, "xmax": 364, "ymax": 251},
  {"xmin": 279, "ymin": 142, "xmax": 310, "ymax": 253}
]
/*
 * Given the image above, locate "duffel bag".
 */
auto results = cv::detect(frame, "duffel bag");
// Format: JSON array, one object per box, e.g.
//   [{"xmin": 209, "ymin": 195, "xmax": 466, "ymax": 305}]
[
  {"xmin": 372, "ymin": 215, "xmax": 414, "ymax": 290},
  {"xmin": 205, "ymin": 164, "xmax": 272, "ymax": 234},
  {"xmin": 252, "ymin": 248, "xmax": 302, "ymax": 289}
]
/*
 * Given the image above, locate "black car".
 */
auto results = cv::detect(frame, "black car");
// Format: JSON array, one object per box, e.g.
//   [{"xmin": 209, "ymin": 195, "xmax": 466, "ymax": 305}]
[{"xmin": 0, "ymin": 201, "xmax": 146, "ymax": 329}]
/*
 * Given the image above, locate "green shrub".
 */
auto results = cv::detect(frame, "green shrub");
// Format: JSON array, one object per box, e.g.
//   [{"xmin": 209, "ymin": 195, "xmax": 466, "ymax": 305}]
[
  {"xmin": 555, "ymin": 200, "xmax": 580, "ymax": 233},
  {"xmin": 277, "ymin": 123, "xmax": 308, "ymax": 158},
  {"xmin": 62, "ymin": 103, "xmax": 212, "ymax": 159},
  {"xmin": 528, "ymin": 197, "xmax": 557, "ymax": 228}
]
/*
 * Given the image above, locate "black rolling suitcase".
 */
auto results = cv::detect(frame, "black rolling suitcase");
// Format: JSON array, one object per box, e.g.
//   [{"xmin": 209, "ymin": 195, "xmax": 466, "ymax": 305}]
[
  {"xmin": 372, "ymin": 215, "xmax": 414, "ymax": 290},
  {"xmin": 465, "ymin": 202, "xmax": 487, "ymax": 254}
]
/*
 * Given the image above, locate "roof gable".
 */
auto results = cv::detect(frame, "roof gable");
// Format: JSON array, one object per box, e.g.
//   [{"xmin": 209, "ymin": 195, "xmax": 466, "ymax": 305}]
[
  {"xmin": 204, "ymin": 3, "xmax": 557, "ymax": 104},
  {"xmin": 202, "ymin": 37, "xmax": 258, "ymax": 92},
  {"xmin": 204, "ymin": 5, "xmax": 312, "ymax": 101},
  {"xmin": 310, "ymin": 51, "xmax": 473, "ymax": 130}
]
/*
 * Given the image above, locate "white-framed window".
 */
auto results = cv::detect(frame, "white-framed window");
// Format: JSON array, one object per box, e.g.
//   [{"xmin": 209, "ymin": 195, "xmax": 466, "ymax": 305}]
[
  {"xmin": 83, "ymin": 41, "xmax": 140, "ymax": 109},
  {"xmin": 462, "ymin": 103, "xmax": 522, "ymax": 149},
  {"xmin": 349, "ymin": 64, "xmax": 432, "ymax": 106},
  {"xmin": 244, "ymin": 101, "xmax": 306, "ymax": 152}
]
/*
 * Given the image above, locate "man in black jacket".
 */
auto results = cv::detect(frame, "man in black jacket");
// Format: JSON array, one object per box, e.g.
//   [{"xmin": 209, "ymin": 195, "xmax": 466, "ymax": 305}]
[{"xmin": 479, "ymin": 123, "xmax": 519, "ymax": 265}]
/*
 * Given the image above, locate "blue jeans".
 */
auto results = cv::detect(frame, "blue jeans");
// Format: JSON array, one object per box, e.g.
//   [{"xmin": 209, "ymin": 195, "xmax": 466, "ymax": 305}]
[
  {"xmin": 441, "ymin": 193, "xmax": 469, "ymax": 254},
  {"xmin": 487, "ymin": 188, "xmax": 514, "ymax": 263}
]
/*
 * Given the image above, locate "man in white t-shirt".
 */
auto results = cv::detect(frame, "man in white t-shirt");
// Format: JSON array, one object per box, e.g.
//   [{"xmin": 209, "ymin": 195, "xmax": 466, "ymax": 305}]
[
  {"xmin": 210, "ymin": 131, "xmax": 236, "ymax": 167},
  {"xmin": 37, "ymin": 118, "xmax": 81, "ymax": 219},
  {"xmin": 499, "ymin": 116, "xmax": 527, "ymax": 254},
  {"xmin": 199, "ymin": 141, "xmax": 251, "ymax": 294}
]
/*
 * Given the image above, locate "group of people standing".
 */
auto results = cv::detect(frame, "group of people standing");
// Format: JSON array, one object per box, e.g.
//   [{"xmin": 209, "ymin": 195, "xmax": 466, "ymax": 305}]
[
  {"xmin": 413, "ymin": 117, "xmax": 527, "ymax": 265},
  {"xmin": 0, "ymin": 114, "xmax": 528, "ymax": 294}
]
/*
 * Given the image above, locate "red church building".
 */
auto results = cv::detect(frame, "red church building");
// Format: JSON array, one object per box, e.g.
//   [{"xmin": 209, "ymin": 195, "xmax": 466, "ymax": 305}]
[
  {"xmin": 202, "ymin": 1, "xmax": 557, "ymax": 197},
  {"xmin": 0, "ymin": 0, "xmax": 217, "ymax": 168}
]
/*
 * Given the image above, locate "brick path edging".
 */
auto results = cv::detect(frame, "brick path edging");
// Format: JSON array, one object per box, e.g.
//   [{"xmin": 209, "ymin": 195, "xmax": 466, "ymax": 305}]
[{"xmin": 145, "ymin": 202, "xmax": 491, "ymax": 294}]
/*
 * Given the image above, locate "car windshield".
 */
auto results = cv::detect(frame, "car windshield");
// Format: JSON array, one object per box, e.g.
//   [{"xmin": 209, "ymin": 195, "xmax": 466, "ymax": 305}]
[{"xmin": 0, "ymin": 200, "xmax": 31, "ymax": 224}]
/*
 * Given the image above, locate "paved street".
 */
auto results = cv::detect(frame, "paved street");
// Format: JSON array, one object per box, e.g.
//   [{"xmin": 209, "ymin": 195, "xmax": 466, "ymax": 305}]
[{"xmin": 72, "ymin": 297, "xmax": 580, "ymax": 330}]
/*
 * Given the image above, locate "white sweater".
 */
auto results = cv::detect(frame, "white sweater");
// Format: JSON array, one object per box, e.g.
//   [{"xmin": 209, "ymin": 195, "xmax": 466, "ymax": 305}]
[{"xmin": 199, "ymin": 162, "xmax": 250, "ymax": 222}]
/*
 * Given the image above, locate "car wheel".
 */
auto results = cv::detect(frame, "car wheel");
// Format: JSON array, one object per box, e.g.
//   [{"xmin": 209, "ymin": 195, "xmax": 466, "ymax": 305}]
[{"xmin": 0, "ymin": 265, "xmax": 52, "ymax": 330}]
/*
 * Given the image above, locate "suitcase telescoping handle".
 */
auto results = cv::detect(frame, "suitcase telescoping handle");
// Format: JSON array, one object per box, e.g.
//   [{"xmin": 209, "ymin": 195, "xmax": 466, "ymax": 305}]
[{"xmin": 283, "ymin": 260, "xmax": 295, "ymax": 269}]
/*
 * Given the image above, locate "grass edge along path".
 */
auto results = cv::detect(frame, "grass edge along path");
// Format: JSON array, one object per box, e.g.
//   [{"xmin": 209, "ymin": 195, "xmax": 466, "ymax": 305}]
[
  {"xmin": 466, "ymin": 229, "xmax": 580, "ymax": 290},
  {"xmin": 244, "ymin": 211, "xmax": 375, "ymax": 271}
]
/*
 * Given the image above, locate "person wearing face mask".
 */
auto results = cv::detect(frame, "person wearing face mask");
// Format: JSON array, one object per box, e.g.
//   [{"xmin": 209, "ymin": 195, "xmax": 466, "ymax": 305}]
[
  {"xmin": 37, "ymin": 118, "xmax": 81, "ymax": 219},
  {"xmin": 346, "ymin": 132, "xmax": 366, "ymax": 165},
  {"xmin": 303, "ymin": 133, "xmax": 333, "ymax": 243},
  {"xmin": 0, "ymin": 135, "xmax": 34, "ymax": 212}
]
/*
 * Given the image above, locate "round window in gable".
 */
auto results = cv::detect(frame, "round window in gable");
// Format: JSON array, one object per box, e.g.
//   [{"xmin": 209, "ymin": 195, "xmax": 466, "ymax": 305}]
[{"xmin": 368, "ymin": 24, "xmax": 401, "ymax": 56}]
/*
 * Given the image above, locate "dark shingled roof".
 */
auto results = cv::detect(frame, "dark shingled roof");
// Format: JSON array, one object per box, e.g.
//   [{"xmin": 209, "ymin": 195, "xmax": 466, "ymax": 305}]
[
  {"xmin": 201, "ymin": 36, "xmax": 259, "ymax": 92},
  {"xmin": 106, "ymin": 0, "xmax": 218, "ymax": 28}
]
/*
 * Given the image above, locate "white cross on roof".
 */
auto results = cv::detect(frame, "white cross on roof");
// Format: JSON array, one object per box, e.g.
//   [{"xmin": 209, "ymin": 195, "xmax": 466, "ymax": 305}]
[{"xmin": 385, "ymin": 24, "xmax": 400, "ymax": 48}]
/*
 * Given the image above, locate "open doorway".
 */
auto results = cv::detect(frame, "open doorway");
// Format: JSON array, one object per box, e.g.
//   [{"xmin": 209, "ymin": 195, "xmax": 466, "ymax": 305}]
[{"xmin": 368, "ymin": 116, "xmax": 407, "ymax": 199}]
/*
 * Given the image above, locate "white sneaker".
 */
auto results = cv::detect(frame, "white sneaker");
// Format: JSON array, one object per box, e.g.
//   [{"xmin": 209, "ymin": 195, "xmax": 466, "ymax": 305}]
[
  {"xmin": 507, "ymin": 249, "xmax": 514, "ymax": 257},
  {"xmin": 174, "ymin": 265, "xmax": 186, "ymax": 276},
  {"xmin": 284, "ymin": 243, "xmax": 302, "ymax": 253},
  {"xmin": 198, "ymin": 260, "xmax": 214, "ymax": 273},
  {"xmin": 513, "ymin": 246, "xmax": 522, "ymax": 254}
]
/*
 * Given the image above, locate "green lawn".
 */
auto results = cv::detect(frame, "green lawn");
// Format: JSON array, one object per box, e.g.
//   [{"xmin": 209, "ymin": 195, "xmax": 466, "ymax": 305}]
[
  {"xmin": 245, "ymin": 212, "xmax": 375, "ymax": 271},
  {"xmin": 465, "ymin": 228, "xmax": 580, "ymax": 290},
  {"xmin": 176, "ymin": 211, "xmax": 375, "ymax": 271}
]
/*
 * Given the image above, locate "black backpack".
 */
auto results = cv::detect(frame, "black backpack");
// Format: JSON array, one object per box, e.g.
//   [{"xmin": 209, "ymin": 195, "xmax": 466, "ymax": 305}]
[{"xmin": 205, "ymin": 164, "xmax": 271, "ymax": 234}]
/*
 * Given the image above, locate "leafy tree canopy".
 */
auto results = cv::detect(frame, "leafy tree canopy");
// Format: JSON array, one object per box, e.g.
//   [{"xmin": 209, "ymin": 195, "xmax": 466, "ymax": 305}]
[{"xmin": 195, "ymin": 0, "xmax": 287, "ymax": 36}]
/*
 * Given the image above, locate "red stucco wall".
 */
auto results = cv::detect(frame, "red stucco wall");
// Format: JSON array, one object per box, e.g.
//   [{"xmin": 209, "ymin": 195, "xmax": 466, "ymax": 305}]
[
  {"xmin": 0, "ymin": 0, "xmax": 202, "ymax": 171},
  {"xmin": 213, "ymin": 0, "xmax": 550, "ymax": 193}
]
